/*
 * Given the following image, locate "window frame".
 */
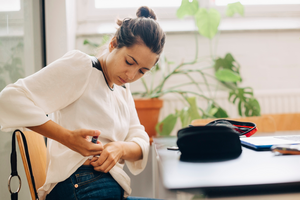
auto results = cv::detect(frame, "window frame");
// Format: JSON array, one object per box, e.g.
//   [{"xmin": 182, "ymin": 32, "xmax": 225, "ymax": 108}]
[
  {"xmin": 77, "ymin": 0, "xmax": 179, "ymax": 23},
  {"xmin": 76, "ymin": 0, "xmax": 300, "ymax": 35},
  {"xmin": 77, "ymin": 0, "xmax": 300, "ymax": 22},
  {"xmin": 215, "ymin": 4, "xmax": 300, "ymax": 18},
  {"xmin": 0, "ymin": 0, "xmax": 24, "ymax": 38}
]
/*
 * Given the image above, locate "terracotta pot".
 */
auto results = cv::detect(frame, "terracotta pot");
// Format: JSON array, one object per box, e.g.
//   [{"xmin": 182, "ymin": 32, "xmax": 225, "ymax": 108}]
[{"xmin": 134, "ymin": 98, "xmax": 163, "ymax": 143}]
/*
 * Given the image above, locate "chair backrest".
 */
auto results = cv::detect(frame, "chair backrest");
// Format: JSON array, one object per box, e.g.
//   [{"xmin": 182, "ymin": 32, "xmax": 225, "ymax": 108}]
[
  {"xmin": 263, "ymin": 113, "xmax": 300, "ymax": 131},
  {"xmin": 191, "ymin": 113, "xmax": 300, "ymax": 134},
  {"xmin": 16, "ymin": 131, "xmax": 47, "ymax": 200},
  {"xmin": 191, "ymin": 115, "xmax": 277, "ymax": 133}
]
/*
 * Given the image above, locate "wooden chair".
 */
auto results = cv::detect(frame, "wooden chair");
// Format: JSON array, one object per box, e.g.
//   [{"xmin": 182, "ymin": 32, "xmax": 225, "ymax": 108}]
[
  {"xmin": 191, "ymin": 115, "xmax": 277, "ymax": 133},
  {"xmin": 191, "ymin": 113, "xmax": 300, "ymax": 135},
  {"xmin": 263, "ymin": 113, "xmax": 300, "ymax": 131},
  {"xmin": 16, "ymin": 131, "xmax": 47, "ymax": 200}
]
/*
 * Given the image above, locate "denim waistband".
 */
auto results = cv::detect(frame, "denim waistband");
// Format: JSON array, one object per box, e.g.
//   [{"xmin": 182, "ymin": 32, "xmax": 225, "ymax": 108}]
[
  {"xmin": 46, "ymin": 164, "xmax": 124, "ymax": 200},
  {"xmin": 77, "ymin": 165, "xmax": 95, "ymax": 170}
]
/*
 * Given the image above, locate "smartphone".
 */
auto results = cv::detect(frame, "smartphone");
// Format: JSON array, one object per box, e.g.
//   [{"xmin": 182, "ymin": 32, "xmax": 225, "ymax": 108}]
[{"xmin": 271, "ymin": 144, "xmax": 300, "ymax": 155}]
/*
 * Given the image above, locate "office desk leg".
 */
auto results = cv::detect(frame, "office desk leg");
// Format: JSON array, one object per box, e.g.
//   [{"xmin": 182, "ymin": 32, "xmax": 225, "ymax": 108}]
[{"xmin": 152, "ymin": 145, "xmax": 158, "ymax": 198}]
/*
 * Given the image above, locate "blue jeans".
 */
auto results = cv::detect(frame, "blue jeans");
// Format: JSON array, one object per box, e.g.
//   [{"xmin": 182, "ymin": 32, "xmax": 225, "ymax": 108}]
[{"xmin": 46, "ymin": 165, "xmax": 160, "ymax": 200}]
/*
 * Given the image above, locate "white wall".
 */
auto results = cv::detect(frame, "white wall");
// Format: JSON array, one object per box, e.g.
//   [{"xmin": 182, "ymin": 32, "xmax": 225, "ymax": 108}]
[
  {"xmin": 215, "ymin": 30, "xmax": 300, "ymax": 91},
  {"xmin": 76, "ymin": 28, "xmax": 300, "ymax": 114},
  {"xmin": 128, "ymin": 29, "xmax": 300, "ymax": 93}
]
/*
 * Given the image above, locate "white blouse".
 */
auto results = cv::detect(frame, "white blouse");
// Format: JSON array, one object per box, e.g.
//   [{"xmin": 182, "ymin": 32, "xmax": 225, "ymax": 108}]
[{"xmin": 0, "ymin": 50, "xmax": 149, "ymax": 200}]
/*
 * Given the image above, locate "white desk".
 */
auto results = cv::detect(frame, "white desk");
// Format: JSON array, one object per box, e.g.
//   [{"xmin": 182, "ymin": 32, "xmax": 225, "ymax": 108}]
[{"xmin": 153, "ymin": 136, "xmax": 300, "ymax": 200}]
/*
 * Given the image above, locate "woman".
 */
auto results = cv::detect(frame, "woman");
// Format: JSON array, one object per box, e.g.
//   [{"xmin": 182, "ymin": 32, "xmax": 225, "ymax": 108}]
[{"xmin": 0, "ymin": 6, "xmax": 165, "ymax": 200}]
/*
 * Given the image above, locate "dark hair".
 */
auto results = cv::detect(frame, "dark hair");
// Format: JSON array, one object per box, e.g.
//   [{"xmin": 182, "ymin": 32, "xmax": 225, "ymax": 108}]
[{"xmin": 114, "ymin": 6, "xmax": 165, "ymax": 55}]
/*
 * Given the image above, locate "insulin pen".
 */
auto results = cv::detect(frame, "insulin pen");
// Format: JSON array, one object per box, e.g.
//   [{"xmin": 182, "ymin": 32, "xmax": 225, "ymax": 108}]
[
  {"xmin": 91, "ymin": 135, "xmax": 98, "ymax": 144},
  {"xmin": 89, "ymin": 135, "xmax": 99, "ymax": 159}
]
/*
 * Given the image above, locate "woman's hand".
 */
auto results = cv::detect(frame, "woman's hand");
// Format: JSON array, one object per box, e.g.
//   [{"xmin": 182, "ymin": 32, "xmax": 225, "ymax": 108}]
[
  {"xmin": 67, "ymin": 129, "xmax": 103, "ymax": 157},
  {"xmin": 28, "ymin": 120, "xmax": 104, "ymax": 157},
  {"xmin": 90, "ymin": 141, "xmax": 143, "ymax": 173},
  {"xmin": 90, "ymin": 141, "xmax": 124, "ymax": 173}
]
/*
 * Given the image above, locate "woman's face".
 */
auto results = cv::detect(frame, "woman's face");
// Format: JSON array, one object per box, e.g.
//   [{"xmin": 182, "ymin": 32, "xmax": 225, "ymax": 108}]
[{"xmin": 103, "ymin": 41, "xmax": 159, "ymax": 87}]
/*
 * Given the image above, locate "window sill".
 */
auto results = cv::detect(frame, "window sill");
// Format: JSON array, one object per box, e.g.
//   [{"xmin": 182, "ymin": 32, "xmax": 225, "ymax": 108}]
[
  {"xmin": 77, "ymin": 17, "xmax": 300, "ymax": 37},
  {"xmin": 0, "ymin": 21, "xmax": 23, "ymax": 38}
]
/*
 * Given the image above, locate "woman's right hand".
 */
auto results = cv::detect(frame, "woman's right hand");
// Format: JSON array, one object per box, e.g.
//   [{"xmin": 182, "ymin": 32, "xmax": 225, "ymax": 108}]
[
  {"xmin": 66, "ymin": 129, "xmax": 103, "ymax": 157},
  {"xmin": 28, "ymin": 120, "xmax": 103, "ymax": 157}
]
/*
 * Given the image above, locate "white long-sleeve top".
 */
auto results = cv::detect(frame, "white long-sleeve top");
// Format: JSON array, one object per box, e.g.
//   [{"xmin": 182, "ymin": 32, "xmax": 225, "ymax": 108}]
[{"xmin": 0, "ymin": 50, "xmax": 149, "ymax": 200}]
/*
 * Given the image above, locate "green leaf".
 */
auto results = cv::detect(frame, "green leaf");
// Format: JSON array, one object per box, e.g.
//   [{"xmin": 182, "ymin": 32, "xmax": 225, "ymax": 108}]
[
  {"xmin": 215, "ymin": 69, "xmax": 241, "ymax": 82},
  {"xmin": 238, "ymin": 100, "xmax": 242, "ymax": 116},
  {"xmin": 208, "ymin": 107, "xmax": 218, "ymax": 116},
  {"xmin": 153, "ymin": 63, "xmax": 160, "ymax": 72},
  {"xmin": 3, "ymin": 63, "xmax": 11, "ymax": 71},
  {"xmin": 195, "ymin": 8, "xmax": 221, "ymax": 39},
  {"xmin": 228, "ymin": 87, "xmax": 261, "ymax": 117},
  {"xmin": 4, "ymin": 60, "xmax": 24, "ymax": 82},
  {"xmin": 100, "ymin": 35, "xmax": 110, "ymax": 46},
  {"xmin": 83, "ymin": 39, "xmax": 100, "ymax": 47},
  {"xmin": 186, "ymin": 96, "xmax": 202, "ymax": 120},
  {"xmin": 83, "ymin": 39, "xmax": 89, "ymax": 45},
  {"xmin": 178, "ymin": 107, "xmax": 190, "ymax": 128},
  {"xmin": 11, "ymin": 57, "xmax": 22, "ymax": 66},
  {"xmin": 214, "ymin": 53, "xmax": 239, "ymax": 73},
  {"xmin": 11, "ymin": 42, "xmax": 23, "ymax": 52},
  {"xmin": 213, "ymin": 106, "xmax": 229, "ymax": 118},
  {"xmin": 0, "ymin": 78, "xmax": 6, "ymax": 91},
  {"xmin": 207, "ymin": 103, "xmax": 229, "ymax": 118},
  {"xmin": 226, "ymin": 2, "xmax": 244, "ymax": 17},
  {"xmin": 233, "ymin": 96, "xmax": 238, "ymax": 104},
  {"xmin": 9, "ymin": 67, "xmax": 24, "ymax": 82},
  {"xmin": 224, "ymin": 53, "xmax": 235, "ymax": 64},
  {"xmin": 176, "ymin": 0, "xmax": 199, "ymax": 19},
  {"xmin": 155, "ymin": 114, "xmax": 178, "ymax": 136},
  {"xmin": 245, "ymin": 98, "xmax": 261, "ymax": 116}
]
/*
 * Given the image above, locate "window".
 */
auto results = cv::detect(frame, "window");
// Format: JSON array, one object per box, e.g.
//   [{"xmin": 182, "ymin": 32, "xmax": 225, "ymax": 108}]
[
  {"xmin": 76, "ymin": 0, "xmax": 300, "ymax": 35},
  {"xmin": 211, "ymin": 0, "xmax": 300, "ymax": 17},
  {"xmin": 95, "ymin": 0, "xmax": 181, "ymax": 9},
  {"xmin": 0, "ymin": 0, "xmax": 21, "ymax": 12},
  {"xmin": 214, "ymin": 0, "xmax": 300, "ymax": 6},
  {"xmin": 77, "ymin": 0, "xmax": 181, "ymax": 23}
]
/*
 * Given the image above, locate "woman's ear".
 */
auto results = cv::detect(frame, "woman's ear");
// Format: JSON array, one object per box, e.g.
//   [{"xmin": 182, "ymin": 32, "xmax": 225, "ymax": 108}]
[{"xmin": 108, "ymin": 37, "xmax": 117, "ymax": 52}]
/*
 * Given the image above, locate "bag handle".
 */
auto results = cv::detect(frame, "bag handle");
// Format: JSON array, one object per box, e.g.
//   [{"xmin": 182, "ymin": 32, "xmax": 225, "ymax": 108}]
[
  {"xmin": 206, "ymin": 119, "xmax": 257, "ymax": 137},
  {"xmin": 9, "ymin": 129, "xmax": 39, "ymax": 200}
]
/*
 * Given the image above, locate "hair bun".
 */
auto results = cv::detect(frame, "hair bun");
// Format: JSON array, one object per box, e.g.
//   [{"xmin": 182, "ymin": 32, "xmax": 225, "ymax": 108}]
[{"xmin": 136, "ymin": 6, "xmax": 157, "ymax": 20}]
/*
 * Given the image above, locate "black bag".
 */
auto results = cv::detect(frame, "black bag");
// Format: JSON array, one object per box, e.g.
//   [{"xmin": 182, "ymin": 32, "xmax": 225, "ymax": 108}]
[{"xmin": 177, "ymin": 119, "xmax": 256, "ymax": 162}]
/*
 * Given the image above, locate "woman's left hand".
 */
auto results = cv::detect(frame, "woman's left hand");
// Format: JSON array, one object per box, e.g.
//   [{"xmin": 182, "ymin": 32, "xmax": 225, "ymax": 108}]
[{"xmin": 90, "ymin": 141, "xmax": 124, "ymax": 173}]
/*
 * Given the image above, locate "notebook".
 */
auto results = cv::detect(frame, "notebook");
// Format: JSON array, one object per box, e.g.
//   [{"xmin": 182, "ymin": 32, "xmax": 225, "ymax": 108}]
[{"xmin": 240, "ymin": 135, "xmax": 300, "ymax": 150}]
